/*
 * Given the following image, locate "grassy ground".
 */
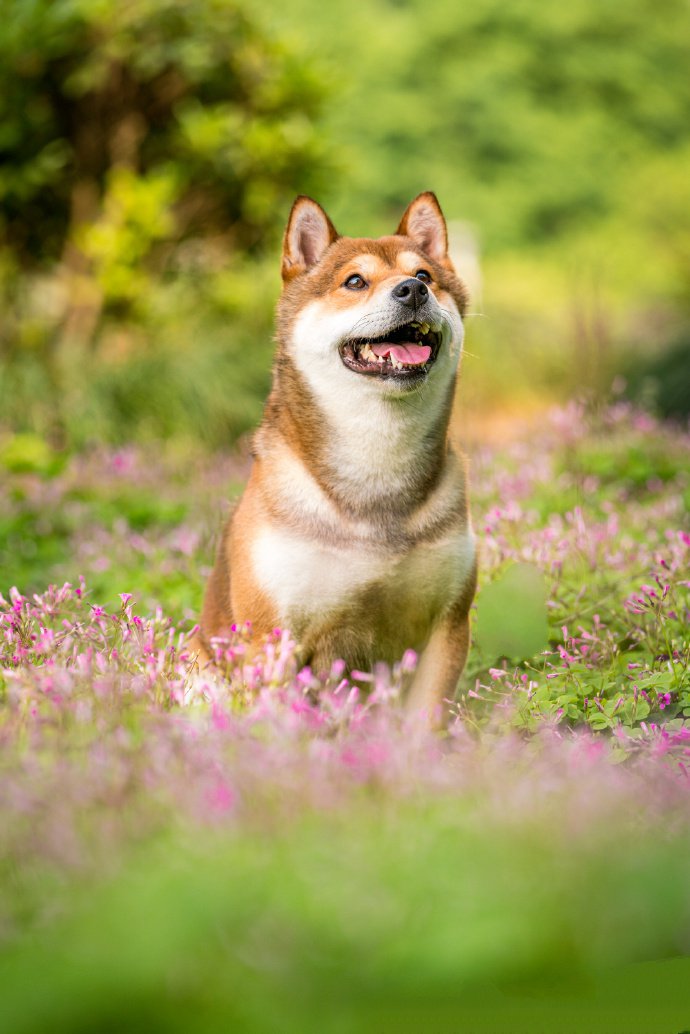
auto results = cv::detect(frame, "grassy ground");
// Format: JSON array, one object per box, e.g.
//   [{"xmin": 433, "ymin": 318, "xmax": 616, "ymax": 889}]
[{"xmin": 1, "ymin": 399, "xmax": 689, "ymax": 1031}]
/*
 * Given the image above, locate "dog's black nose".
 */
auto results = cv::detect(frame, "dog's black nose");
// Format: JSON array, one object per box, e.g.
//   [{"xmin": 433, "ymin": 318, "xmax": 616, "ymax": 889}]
[{"xmin": 392, "ymin": 277, "xmax": 429, "ymax": 309}]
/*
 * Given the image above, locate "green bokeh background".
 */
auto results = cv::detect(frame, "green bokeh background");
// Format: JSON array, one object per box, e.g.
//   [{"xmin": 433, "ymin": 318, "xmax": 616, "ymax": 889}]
[{"xmin": 1, "ymin": 0, "xmax": 689, "ymax": 448}]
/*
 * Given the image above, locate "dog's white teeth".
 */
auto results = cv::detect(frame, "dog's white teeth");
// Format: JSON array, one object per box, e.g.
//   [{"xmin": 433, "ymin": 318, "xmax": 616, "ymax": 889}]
[
  {"xmin": 420, "ymin": 322, "xmax": 430, "ymax": 335},
  {"xmin": 360, "ymin": 344, "xmax": 375, "ymax": 362},
  {"xmin": 391, "ymin": 356, "xmax": 402, "ymax": 370}
]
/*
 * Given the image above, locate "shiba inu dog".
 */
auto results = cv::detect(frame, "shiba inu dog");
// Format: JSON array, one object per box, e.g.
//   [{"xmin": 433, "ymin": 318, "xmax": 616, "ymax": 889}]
[{"xmin": 198, "ymin": 192, "xmax": 477, "ymax": 723}]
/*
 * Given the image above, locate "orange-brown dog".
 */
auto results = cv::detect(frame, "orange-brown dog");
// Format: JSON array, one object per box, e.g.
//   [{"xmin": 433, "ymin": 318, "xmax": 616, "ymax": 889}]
[{"xmin": 198, "ymin": 192, "xmax": 477, "ymax": 723}]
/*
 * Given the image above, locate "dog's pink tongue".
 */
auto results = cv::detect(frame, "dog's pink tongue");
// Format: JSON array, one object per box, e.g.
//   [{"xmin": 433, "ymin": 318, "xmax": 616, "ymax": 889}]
[{"xmin": 371, "ymin": 343, "xmax": 431, "ymax": 366}]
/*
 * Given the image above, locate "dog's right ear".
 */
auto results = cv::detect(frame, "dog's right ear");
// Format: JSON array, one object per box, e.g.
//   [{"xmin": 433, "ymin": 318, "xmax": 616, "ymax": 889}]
[{"xmin": 281, "ymin": 196, "xmax": 339, "ymax": 281}]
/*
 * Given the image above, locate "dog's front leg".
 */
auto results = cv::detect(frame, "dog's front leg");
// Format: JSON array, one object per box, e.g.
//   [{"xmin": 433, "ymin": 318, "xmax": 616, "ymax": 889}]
[{"xmin": 405, "ymin": 613, "xmax": 471, "ymax": 728}]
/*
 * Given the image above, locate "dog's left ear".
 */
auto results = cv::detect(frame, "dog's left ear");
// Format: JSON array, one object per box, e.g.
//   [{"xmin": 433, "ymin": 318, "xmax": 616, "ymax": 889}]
[
  {"xmin": 282, "ymin": 196, "xmax": 339, "ymax": 280},
  {"xmin": 396, "ymin": 192, "xmax": 448, "ymax": 263}
]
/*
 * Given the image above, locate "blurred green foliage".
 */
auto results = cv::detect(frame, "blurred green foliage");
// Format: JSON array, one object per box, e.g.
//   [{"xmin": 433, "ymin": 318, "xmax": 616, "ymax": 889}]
[
  {"xmin": 1, "ymin": 0, "xmax": 690, "ymax": 446},
  {"xmin": 0, "ymin": 0, "xmax": 330, "ymax": 265},
  {"xmin": 474, "ymin": 563, "xmax": 549, "ymax": 662},
  {"xmin": 261, "ymin": 0, "xmax": 690, "ymax": 249},
  {"xmin": 4, "ymin": 818, "xmax": 690, "ymax": 1034},
  {"xmin": 624, "ymin": 330, "xmax": 690, "ymax": 421},
  {"xmin": 0, "ymin": 0, "xmax": 329, "ymax": 446}
]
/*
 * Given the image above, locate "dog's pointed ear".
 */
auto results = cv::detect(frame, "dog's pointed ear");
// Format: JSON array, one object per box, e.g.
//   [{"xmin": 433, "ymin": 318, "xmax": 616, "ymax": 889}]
[
  {"xmin": 396, "ymin": 192, "xmax": 449, "ymax": 263},
  {"xmin": 281, "ymin": 196, "xmax": 339, "ymax": 280}
]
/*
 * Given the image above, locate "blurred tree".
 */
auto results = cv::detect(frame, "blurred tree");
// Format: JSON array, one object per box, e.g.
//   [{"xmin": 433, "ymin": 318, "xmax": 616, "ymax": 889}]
[{"xmin": 0, "ymin": 0, "xmax": 332, "ymax": 326}]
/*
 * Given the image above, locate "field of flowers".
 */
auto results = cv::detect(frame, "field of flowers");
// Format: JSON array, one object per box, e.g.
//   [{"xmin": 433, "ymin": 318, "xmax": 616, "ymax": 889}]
[{"xmin": 1, "ymin": 399, "xmax": 689, "ymax": 1032}]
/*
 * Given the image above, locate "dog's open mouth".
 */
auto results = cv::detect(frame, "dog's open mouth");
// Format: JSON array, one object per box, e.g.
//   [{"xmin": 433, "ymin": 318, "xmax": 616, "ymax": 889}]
[{"xmin": 340, "ymin": 321, "xmax": 441, "ymax": 379}]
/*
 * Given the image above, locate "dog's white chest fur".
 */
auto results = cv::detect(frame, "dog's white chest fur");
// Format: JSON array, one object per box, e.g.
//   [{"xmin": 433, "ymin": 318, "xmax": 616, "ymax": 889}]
[
  {"xmin": 248, "ymin": 358, "xmax": 475, "ymax": 661},
  {"xmin": 251, "ymin": 521, "xmax": 475, "ymax": 643}
]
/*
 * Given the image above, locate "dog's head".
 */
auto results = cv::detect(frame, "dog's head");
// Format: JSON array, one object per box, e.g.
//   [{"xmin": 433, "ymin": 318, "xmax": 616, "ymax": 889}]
[{"xmin": 276, "ymin": 193, "xmax": 468, "ymax": 400}]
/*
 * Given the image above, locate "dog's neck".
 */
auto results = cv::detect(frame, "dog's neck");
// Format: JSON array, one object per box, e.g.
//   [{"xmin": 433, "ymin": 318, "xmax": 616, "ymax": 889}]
[{"xmin": 259, "ymin": 354, "xmax": 457, "ymax": 520}]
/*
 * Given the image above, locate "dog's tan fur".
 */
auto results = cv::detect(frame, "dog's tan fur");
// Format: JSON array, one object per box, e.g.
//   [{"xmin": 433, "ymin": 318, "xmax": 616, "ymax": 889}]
[{"xmin": 198, "ymin": 192, "xmax": 477, "ymax": 724}]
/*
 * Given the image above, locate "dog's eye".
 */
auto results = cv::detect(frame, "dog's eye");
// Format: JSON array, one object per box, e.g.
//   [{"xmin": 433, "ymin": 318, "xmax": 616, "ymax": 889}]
[
  {"xmin": 415, "ymin": 269, "xmax": 432, "ymax": 283},
  {"xmin": 344, "ymin": 274, "xmax": 367, "ymax": 290}
]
